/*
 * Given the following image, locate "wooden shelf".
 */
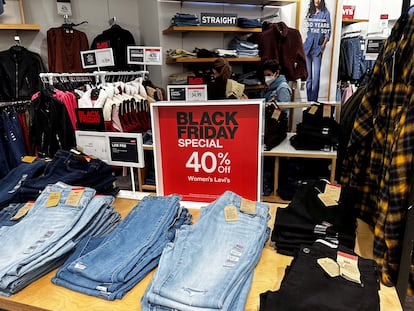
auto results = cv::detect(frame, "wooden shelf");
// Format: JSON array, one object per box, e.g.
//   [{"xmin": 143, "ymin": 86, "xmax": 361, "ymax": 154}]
[
  {"xmin": 165, "ymin": 0, "xmax": 298, "ymax": 5},
  {"xmin": 245, "ymin": 84, "xmax": 265, "ymax": 90},
  {"xmin": 166, "ymin": 57, "xmax": 261, "ymax": 64},
  {"xmin": 342, "ymin": 19, "xmax": 369, "ymax": 24},
  {"xmin": 163, "ymin": 25, "xmax": 262, "ymax": 34},
  {"xmin": 141, "ymin": 184, "xmax": 156, "ymax": 191},
  {"xmin": 0, "ymin": 23, "xmax": 40, "ymax": 31}
]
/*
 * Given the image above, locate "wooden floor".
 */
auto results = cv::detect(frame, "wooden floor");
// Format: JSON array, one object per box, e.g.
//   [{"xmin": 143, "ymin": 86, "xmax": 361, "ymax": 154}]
[{"xmin": 0, "ymin": 197, "xmax": 403, "ymax": 311}]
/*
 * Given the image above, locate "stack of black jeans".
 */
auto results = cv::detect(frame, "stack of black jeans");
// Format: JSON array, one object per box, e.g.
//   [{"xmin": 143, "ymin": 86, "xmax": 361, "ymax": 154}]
[
  {"xmin": 272, "ymin": 180, "xmax": 357, "ymax": 256},
  {"xmin": 290, "ymin": 103, "xmax": 339, "ymax": 151},
  {"xmin": 0, "ymin": 149, "xmax": 118, "ymax": 210},
  {"xmin": 260, "ymin": 241, "xmax": 380, "ymax": 311}
]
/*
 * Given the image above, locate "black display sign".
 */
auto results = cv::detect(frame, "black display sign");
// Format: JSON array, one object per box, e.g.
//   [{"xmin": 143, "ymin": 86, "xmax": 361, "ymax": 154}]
[
  {"xmin": 169, "ymin": 87, "xmax": 186, "ymax": 101},
  {"xmin": 366, "ymin": 38, "xmax": 385, "ymax": 54},
  {"xmin": 109, "ymin": 136, "xmax": 139, "ymax": 164},
  {"xmin": 200, "ymin": 13, "xmax": 238, "ymax": 26},
  {"xmin": 75, "ymin": 108, "xmax": 105, "ymax": 131}
]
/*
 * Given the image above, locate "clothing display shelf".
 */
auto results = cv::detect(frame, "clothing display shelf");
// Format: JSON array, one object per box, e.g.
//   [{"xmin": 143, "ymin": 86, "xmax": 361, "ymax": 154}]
[
  {"xmin": 165, "ymin": 57, "xmax": 261, "ymax": 64},
  {"xmin": 342, "ymin": 19, "xmax": 369, "ymax": 25},
  {"xmin": 161, "ymin": 0, "xmax": 298, "ymax": 6},
  {"xmin": 0, "ymin": 0, "xmax": 40, "ymax": 31},
  {"xmin": 39, "ymin": 70, "xmax": 149, "ymax": 86}
]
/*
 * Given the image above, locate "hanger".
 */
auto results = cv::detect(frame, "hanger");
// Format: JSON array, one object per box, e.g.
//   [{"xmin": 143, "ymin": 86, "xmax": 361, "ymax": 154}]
[{"xmin": 61, "ymin": 14, "xmax": 88, "ymax": 31}]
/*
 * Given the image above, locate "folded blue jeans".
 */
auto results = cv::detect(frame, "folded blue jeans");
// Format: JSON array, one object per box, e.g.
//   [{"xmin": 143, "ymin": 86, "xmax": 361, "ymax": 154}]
[{"xmin": 142, "ymin": 191, "xmax": 270, "ymax": 311}]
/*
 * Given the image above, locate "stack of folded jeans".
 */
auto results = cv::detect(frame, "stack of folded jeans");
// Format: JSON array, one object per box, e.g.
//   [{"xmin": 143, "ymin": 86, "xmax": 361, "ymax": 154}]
[
  {"xmin": 141, "ymin": 191, "xmax": 270, "ymax": 311},
  {"xmin": 0, "ymin": 182, "xmax": 120, "ymax": 296},
  {"xmin": 0, "ymin": 149, "xmax": 118, "ymax": 210},
  {"xmin": 52, "ymin": 195, "xmax": 192, "ymax": 300},
  {"xmin": 171, "ymin": 13, "xmax": 199, "ymax": 26},
  {"xmin": 228, "ymin": 37, "xmax": 259, "ymax": 58},
  {"xmin": 272, "ymin": 181, "xmax": 357, "ymax": 256},
  {"xmin": 237, "ymin": 17, "xmax": 262, "ymax": 28},
  {"xmin": 260, "ymin": 241, "xmax": 380, "ymax": 311},
  {"xmin": 0, "ymin": 203, "xmax": 27, "ymax": 227}
]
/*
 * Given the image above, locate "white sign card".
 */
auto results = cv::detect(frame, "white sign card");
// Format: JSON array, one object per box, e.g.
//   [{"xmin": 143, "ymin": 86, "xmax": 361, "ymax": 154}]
[
  {"xmin": 81, "ymin": 48, "xmax": 115, "ymax": 69},
  {"xmin": 75, "ymin": 131, "xmax": 145, "ymax": 168},
  {"xmin": 127, "ymin": 46, "xmax": 163, "ymax": 65}
]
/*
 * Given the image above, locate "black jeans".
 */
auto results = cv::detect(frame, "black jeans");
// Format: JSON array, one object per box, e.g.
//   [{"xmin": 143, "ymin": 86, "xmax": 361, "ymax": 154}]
[{"xmin": 260, "ymin": 242, "xmax": 380, "ymax": 311}]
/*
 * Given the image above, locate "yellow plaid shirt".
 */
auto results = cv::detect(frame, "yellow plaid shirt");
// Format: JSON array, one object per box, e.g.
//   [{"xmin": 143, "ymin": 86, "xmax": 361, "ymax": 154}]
[{"xmin": 341, "ymin": 13, "xmax": 414, "ymax": 292}]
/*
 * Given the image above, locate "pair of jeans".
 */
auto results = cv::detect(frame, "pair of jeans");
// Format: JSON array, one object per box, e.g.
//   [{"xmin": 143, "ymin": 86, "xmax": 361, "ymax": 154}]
[
  {"xmin": 142, "ymin": 191, "xmax": 270, "ymax": 311},
  {"xmin": 52, "ymin": 195, "xmax": 192, "ymax": 300},
  {"xmin": 1, "ymin": 109, "xmax": 26, "ymax": 169},
  {"xmin": 0, "ymin": 203, "xmax": 24, "ymax": 227},
  {"xmin": 306, "ymin": 53, "xmax": 322, "ymax": 101},
  {"xmin": 0, "ymin": 182, "xmax": 117, "ymax": 294},
  {"xmin": 259, "ymin": 242, "xmax": 380, "ymax": 311}
]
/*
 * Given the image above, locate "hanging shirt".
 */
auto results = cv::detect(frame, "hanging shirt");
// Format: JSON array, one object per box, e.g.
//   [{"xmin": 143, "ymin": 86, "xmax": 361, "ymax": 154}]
[{"xmin": 47, "ymin": 27, "xmax": 89, "ymax": 73}]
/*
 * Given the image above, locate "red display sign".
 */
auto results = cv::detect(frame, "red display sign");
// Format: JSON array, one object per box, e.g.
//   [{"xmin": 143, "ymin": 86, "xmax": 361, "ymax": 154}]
[
  {"xmin": 342, "ymin": 5, "xmax": 356, "ymax": 19},
  {"xmin": 152, "ymin": 100, "xmax": 263, "ymax": 202}
]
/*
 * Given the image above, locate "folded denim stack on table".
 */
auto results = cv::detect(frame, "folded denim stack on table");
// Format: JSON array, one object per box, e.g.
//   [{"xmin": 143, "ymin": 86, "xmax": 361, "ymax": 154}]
[
  {"xmin": 52, "ymin": 195, "xmax": 192, "ymax": 301},
  {"xmin": 0, "ymin": 149, "xmax": 118, "ymax": 210},
  {"xmin": 272, "ymin": 180, "xmax": 357, "ymax": 256},
  {"xmin": 171, "ymin": 13, "xmax": 200, "ymax": 26},
  {"xmin": 141, "ymin": 191, "xmax": 270, "ymax": 311},
  {"xmin": 0, "ymin": 182, "xmax": 120, "ymax": 296},
  {"xmin": 260, "ymin": 241, "xmax": 380, "ymax": 311}
]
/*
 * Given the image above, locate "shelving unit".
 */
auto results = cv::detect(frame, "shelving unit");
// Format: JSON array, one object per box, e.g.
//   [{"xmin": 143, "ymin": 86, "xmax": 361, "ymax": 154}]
[
  {"xmin": 0, "ymin": 0, "xmax": 40, "ymax": 31},
  {"xmin": 342, "ymin": 18, "xmax": 369, "ymax": 24},
  {"xmin": 163, "ymin": 26, "xmax": 262, "ymax": 34},
  {"xmin": 162, "ymin": 0, "xmax": 298, "ymax": 5},
  {"xmin": 166, "ymin": 57, "xmax": 261, "ymax": 64}
]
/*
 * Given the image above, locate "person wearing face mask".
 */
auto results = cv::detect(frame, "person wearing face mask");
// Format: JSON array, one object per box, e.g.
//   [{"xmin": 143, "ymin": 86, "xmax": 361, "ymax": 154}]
[{"xmin": 260, "ymin": 59, "xmax": 292, "ymax": 102}]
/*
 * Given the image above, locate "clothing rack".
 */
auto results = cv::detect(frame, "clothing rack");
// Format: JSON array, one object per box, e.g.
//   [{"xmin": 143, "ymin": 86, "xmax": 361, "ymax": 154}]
[
  {"xmin": 39, "ymin": 71, "xmax": 149, "ymax": 86},
  {"xmin": 0, "ymin": 100, "xmax": 31, "ymax": 108}
]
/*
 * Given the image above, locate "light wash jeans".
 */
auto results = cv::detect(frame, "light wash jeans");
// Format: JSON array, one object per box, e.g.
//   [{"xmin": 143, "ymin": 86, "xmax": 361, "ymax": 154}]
[
  {"xmin": 0, "ymin": 182, "xmax": 114, "ymax": 293},
  {"xmin": 142, "ymin": 191, "xmax": 270, "ymax": 311},
  {"xmin": 52, "ymin": 195, "xmax": 192, "ymax": 300}
]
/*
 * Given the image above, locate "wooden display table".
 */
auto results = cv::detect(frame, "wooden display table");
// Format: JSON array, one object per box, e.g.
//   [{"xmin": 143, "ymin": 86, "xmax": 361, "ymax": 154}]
[{"xmin": 0, "ymin": 198, "xmax": 402, "ymax": 311}]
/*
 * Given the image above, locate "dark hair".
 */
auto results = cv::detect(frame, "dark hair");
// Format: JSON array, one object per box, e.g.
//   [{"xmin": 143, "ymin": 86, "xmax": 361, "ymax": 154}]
[
  {"xmin": 212, "ymin": 57, "xmax": 232, "ymax": 81},
  {"xmin": 262, "ymin": 59, "xmax": 281, "ymax": 73},
  {"xmin": 307, "ymin": 0, "xmax": 327, "ymax": 17}
]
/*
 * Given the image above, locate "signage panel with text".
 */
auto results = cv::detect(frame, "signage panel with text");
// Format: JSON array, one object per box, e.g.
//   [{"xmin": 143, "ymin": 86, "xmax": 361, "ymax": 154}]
[{"xmin": 151, "ymin": 100, "xmax": 264, "ymax": 202}]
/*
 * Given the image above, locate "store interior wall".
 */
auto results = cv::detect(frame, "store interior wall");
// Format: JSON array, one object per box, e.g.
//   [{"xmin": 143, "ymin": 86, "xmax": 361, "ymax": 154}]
[{"xmin": 0, "ymin": 0, "xmax": 407, "ymax": 90}]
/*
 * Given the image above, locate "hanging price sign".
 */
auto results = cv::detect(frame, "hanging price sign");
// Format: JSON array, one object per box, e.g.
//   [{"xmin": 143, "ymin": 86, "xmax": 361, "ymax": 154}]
[{"xmin": 151, "ymin": 100, "xmax": 264, "ymax": 202}]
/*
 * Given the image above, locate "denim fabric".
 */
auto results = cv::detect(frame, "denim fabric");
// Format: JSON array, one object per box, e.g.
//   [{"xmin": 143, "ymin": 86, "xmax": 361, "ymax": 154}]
[
  {"xmin": 306, "ymin": 53, "xmax": 322, "ymax": 101},
  {"xmin": 142, "ymin": 191, "xmax": 270, "ymax": 311},
  {"xmin": 237, "ymin": 18, "xmax": 261, "ymax": 28},
  {"xmin": 259, "ymin": 242, "xmax": 380, "ymax": 311},
  {"xmin": 0, "ymin": 131, "xmax": 10, "ymax": 179},
  {"xmin": 52, "ymin": 195, "xmax": 192, "ymax": 300},
  {"xmin": 0, "ymin": 203, "xmax": 24, "ymax": 227},
  {"xmin": 0, "ymin": 160, "xmax": 47, "ymax": 209},
  {"xmin": 1, "ymin": 109, "xmax": 27, "ymax": 169},
  {"xmin": 303, "ymin": 10, "xmax": 331, "ymax": 57}
]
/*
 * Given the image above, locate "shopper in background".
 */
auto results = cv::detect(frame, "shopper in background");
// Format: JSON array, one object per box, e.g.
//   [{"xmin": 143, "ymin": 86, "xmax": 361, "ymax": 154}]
[
  {"xmin": 260, "ymin": 59, "xmax": 292, "ymax": 102},
  {"xmin": 207, "ymin": 57, "xmax": 247, "ymax": 100},
  {"xmin": 303, "ymin": 0, "xmax": 331, "ymax": 101}
]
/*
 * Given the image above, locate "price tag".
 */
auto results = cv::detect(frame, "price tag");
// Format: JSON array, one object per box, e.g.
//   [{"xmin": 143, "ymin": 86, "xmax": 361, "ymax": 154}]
[
  {"xmin": 308, "ymin": 105, "xmax": 318, "ymax": 115},
  {"xmin": 46, "ymin": 192, "xmax": 61, "ymax": 208},
  {"xmin": 187, "ymin": 87, "xmax": 207, "ymax": 101},
  {"xmin": 324, "ymin": 184, "xmax": 341, "ymax": 202},
  {"xmin": 11, "ymin": 201, "xmax": 35, "ymax": 220},
  {"xmin": 317, "ymin": 257, "xmax": 340, "ymax": 277},
  {"xmin": 21, "ymin": 156, "xmax": 37, "ymax": 163},
  {"xmin": 224, "ymin": 205, "xmax": 239, "ymax": 222},
  {"xmin": 323, "ymin": 105, "xmax": 331, "ymax": 118},
  {"xmin": 271, "ymin": 109, "xmax": 281, "ymax": 120},
  {"xmin": 318, "ymin": 193, "xmax": 338, "ymax": 207},
  {"xmin": 337, "ymin": 251, "xmax": 361, "ymax": 284},
  {"xmin": 65, "ymin": 188, "xmax": 85, "ymax": 206},
  {"xmin": 240, "ymin": 198, "xmax": 256, "ymax": 215}
]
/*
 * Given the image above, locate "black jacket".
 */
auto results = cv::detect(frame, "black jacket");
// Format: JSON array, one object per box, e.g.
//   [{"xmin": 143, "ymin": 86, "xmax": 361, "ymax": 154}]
[
  {"xmin": 29, "ymin": 89, "xmax": 76, "ymax": 158},
  {"xmin": 0, "ymin": 46, "xmax": 45, "ymax": 101}
]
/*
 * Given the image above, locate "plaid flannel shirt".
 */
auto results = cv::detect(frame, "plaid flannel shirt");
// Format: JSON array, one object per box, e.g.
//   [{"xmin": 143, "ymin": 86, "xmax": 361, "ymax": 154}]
[{"xmin": 340, "ymin": 13, "xmax": 414, "ymax": 292}]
